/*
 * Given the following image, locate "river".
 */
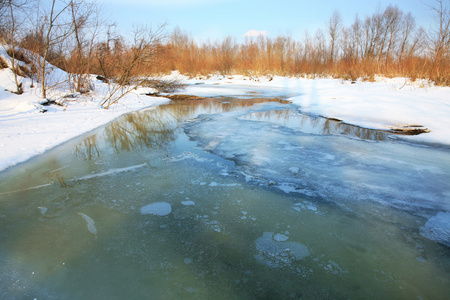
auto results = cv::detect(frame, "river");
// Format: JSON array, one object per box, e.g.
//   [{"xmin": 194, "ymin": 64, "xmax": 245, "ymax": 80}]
[{"xmin": 0, "ymin": 92, "xmax": 449, "ymax": 299}]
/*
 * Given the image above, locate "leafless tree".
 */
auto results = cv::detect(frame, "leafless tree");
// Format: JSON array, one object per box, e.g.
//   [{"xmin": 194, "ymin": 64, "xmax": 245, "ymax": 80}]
[
  {"xmin": 328, "ymin": 9, "xmax": 342, "ymax": 63},
  {"xmin": 0, "ymin": 0, "xmax": 34, "ymax": 94},
  {"xmin": 398, "ymin": 12, "xmax": 416, "ymax": 62},
  {"xmin": 217, "ymin": 36, "xmax": 236, "ymax": 75},
  {"xmin": 38, "ymin": 0, "xmax": 74, "ymax": 99},
  {"xmin": 100, "ymin": 23, "xmax": 167, "ymax": 109},
  {"xmin": 66, "ymin": 0, "xmax": 100, "ymax": 93},
  {"xmin": 425, "ymin": 0, "xmax": 450, "ymax": 84},
  {"xmin": 382, "ymin": 5, "xmax": 403, "ymax": 64}
]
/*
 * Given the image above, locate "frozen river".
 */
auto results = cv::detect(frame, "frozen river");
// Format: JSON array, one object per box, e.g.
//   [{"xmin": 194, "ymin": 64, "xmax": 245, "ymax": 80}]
[{"xmin": 0, "ymin": 88, "xmax": 449, "ymax": 299}]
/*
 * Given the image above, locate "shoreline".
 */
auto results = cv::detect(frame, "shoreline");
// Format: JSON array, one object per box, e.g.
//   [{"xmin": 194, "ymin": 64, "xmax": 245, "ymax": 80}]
[{"xmin": 1, "ymin": 74, "xmax": 450, "ymax": 173}]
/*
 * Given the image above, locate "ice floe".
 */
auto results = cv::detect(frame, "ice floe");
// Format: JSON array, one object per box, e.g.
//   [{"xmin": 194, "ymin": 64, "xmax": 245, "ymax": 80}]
[
  {"xmin": 255, "ymin": 232, "xmax": 310, "ymax": 268},
  {"xmin": 140, "ymin": 202, "xmax": 172, "ymax": 216},
  {"xmin": 420, "ymin": 212, "xmax": 450, "ymax": 247}
]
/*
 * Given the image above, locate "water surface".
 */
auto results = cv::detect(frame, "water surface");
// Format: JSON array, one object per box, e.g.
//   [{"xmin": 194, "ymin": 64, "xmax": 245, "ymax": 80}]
[{"xmin": 0, "ymin": 96, "xmax": 449, "ymax": 299}]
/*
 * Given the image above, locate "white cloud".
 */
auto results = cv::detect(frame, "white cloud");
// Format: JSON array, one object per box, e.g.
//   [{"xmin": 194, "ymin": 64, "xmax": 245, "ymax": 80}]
[{"xmin": 243, "ymin": 30, "xmax": 268, "ymax": 38}]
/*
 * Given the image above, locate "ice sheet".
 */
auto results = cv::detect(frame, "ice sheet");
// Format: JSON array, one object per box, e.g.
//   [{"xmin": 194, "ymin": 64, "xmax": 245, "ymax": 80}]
[{"xmin": 183, "ymin": 102, "xmax": 450, "ymax": 245}]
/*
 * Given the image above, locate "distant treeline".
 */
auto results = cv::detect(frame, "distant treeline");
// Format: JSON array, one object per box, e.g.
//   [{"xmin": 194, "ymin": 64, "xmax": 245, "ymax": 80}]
[
  {"xmin": 154, "ymin": 4, "xmax": 449, "ymax": 85},
  {"xmin": 1, "ymin": 0, "xmax": 450, "ymax": 95}
]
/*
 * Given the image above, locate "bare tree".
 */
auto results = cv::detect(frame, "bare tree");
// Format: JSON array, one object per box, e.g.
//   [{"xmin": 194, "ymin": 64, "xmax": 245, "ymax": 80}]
[
  {"xmin": 100, "ymin": 23, "xmax": 167, "ymax": 109},
  {"xmin": 0, "ymin": 0, "xmax": 34, "ymax": 94},
  {"xmin": 66, "ymin": 0, "xmax": 100, "ymax": 93},
  {"xmin": 38, "ymin": 0, "xmax": 74, "ymax": 99},
  {"xmin": 398, "ymin": 12, "xmax": 416, "ymax": 62},
  {"xmin": 328, "ymin": 9, "xmax": 342, "ymax": 63},
  {"xmin": 218, "ymin": 36, "xmax": 236, "ymax": 75},
  {"xmin": 382, "ymin": 5, "xmax": 403, "ymax": 64},
  {"xmin": 426, "ymin": 0, "xmax": 450, "ymax": 84}
]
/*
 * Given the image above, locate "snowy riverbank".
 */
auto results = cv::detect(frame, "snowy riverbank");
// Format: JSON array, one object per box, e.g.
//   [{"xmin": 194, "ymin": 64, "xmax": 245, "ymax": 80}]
[{"xmin": 1, "ymin": 70, "xmax": 450, "ymax": 173}]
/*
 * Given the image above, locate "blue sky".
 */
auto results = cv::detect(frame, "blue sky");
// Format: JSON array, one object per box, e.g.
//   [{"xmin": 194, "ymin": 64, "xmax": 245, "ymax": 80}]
[{"xmin": 97, "ymin": 0, "xmax": 435, "ymax": 43}]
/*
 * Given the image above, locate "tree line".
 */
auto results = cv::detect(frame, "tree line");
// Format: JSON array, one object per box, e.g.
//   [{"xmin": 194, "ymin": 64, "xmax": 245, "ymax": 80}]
[
  {"xmin": 1, "ymin": 0, "xmax": 449, "ymax": 103},
  {"xmin": 158, "ymin": 3, "xmax": 450, "ymax": 85}
]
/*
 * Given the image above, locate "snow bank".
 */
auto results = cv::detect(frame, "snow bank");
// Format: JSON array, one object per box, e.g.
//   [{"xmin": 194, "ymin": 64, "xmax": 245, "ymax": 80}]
[{"xmin": 0, "ymin": 67, "xmax": 170, "ymax": 172}]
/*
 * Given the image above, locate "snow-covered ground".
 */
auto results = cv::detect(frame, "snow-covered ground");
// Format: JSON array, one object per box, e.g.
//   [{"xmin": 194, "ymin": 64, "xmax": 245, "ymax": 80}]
[
  {"xmin": 0, "ymin": 66, "xmax": 170, "ymax": 172},
  {"xmin": 1, "ymin": 63, "xmax": 449, "ymax": 173}
]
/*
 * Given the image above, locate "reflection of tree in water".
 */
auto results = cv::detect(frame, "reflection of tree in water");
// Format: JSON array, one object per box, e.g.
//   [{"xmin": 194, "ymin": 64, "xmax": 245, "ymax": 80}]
[
  {"xmin": 167, "ymin": 97, "xmax": 290, "ymax": 118},
  {"xmin": 74, "ymin": 135, "xmax": 101, "ymax": 160},
  {"xmin": 105, "ymin": 109, "xmax": 178, "ymax": 153},
  {"xmin": 243, "ymin": 109, "xmax": 389, "ymax": 141},
  {"xmin": 73, "ymin": 97, "xmax": 293, "ymax": 158}
]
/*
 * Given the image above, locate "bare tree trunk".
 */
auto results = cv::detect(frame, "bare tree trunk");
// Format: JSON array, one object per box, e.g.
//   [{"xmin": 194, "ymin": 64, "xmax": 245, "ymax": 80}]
[{"xmin": 39, "ymin": 0, "xmax": 73, "ymax": 99}]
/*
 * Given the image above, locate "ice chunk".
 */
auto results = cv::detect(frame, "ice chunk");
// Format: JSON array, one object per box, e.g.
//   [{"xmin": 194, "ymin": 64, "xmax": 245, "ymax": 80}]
[
  {"xmin": 273, "ymin": 233, "xmax": 289, "ymax": 242},
  {"xmin": 78, "ymin": 213, "xmax": 97, "ymax": 236},
  {"xmin": 255, "ymin": 232, "xmax": 309, "ymax": 268},
  {"xmin": 289, "ymin": 167, "xmax": 299, "ymax": 174},
  {"xmin": 181, "ymin": 200, "xmax": 195, "ymax": 206},
  {"xmin": 38, "ymin": 206, "xmax": 48, "ymax": 215},
  {"xmin": 184, "ymin": 258, "xmax": 193, "ymax": 264},
  {"xmin": 140, "ymin": 202, "xmax": 172, "ymax": 216},
  {"xmin": 420, "ymin": 212, "xmax": 450, "ymax": 247}
]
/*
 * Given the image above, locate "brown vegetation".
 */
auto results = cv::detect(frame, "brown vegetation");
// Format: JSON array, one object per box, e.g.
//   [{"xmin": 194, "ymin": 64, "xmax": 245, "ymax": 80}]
[
  {"xmin": 0, "ymin": 56, "xmax": 7, "ymax": 69},
  {"xmin": 1, "ymin": 0, "xmax": 449, "ymax": 102},
  {"xmin": 153, "ymin": 3, "xmax": 449, "ymax": 85}
]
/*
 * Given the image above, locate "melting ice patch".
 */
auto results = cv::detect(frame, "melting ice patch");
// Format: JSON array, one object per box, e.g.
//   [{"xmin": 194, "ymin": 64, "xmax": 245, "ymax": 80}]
[
  {"xmin": 420, "ymin": 212, "xmax": 450, "ymax": 247},
  {"xmin": 38, "ymin": 206, "xmax": 48, "ymax": 215},
  {"xmin": 140, "ymin": 202, "xmax": 172, "ymax": 216},
  {"xmin": 255, "ymin": 232, "xmax": 310, "ymax": 268},
  {"xmin": 78, "ymin": 213, "xmax": 97, "ymax": 236}
]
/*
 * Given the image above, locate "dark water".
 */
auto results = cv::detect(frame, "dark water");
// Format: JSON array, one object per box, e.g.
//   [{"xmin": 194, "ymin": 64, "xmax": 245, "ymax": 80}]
[{"xmin": 0, "ymin": 97, "xmax": 449, "ymax": 299}]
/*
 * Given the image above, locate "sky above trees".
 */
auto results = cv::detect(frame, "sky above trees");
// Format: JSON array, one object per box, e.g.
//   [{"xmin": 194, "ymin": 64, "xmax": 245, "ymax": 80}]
[{"xmin": 94, "ymin": 0, "xmax": 436, "ymax": 42}]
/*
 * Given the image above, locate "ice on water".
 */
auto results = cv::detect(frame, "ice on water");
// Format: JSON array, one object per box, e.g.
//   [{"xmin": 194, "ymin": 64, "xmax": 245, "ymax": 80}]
[
  {"xmin": 184, "ymin": 102, "xmax": 450, "ymax": 246},
  {"xmin": 255, "ymin": 232, "xmax": 310, "ymax": 268},
  {"xmin": 420, "ymin": 212, "xmax": 450, "ymax": 247},
  {"xmin": 140, "ymin": 202, "xmax": 172, "ymax": 216},
  {"xmin": 78, "ymin": 213, "xmax": 98, "ymax": 236}
]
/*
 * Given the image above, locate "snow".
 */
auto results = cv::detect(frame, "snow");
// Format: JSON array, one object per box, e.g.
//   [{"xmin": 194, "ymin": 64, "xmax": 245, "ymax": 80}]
[{"xmin": 0, "ymin": 64, "xmax": 170, "ymax": 172}]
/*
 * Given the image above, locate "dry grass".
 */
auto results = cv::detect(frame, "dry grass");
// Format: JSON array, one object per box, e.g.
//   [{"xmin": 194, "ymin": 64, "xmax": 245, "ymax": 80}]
[
  {"xmin": 7, "ymin": 48, "xmax": 31, "ymax": 64},
  {"xmin": 0, "ymin": 56, "xmax": 7, "ymax": 69}
]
